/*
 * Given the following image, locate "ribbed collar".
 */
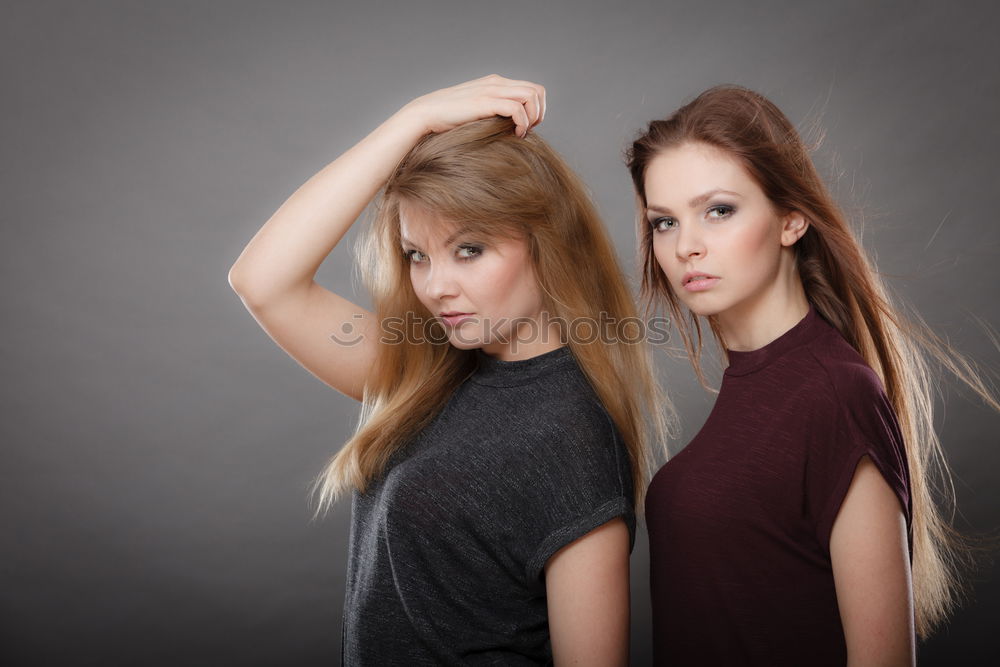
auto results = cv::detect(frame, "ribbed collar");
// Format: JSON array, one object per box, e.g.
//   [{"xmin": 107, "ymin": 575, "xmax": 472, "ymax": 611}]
[
  {"xmin": 470, "ymin": 345, "xmax": 575, "ymax": 387},
  {"xmin": 724, "ymin": 305, "xmax": 824, "ymax": 377}
]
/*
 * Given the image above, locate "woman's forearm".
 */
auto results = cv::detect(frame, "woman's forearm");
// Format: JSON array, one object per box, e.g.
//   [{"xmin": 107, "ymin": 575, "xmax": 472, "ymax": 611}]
[{"xmin": 228, "ymin": 109, "xmax": 427, "ymax": 304}]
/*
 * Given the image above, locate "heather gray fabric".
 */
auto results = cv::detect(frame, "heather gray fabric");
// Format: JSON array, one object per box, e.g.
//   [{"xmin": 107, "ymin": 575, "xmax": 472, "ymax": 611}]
[{"xmin": 343, "ymin": 346, "xmax": 635, "ymax": 665}]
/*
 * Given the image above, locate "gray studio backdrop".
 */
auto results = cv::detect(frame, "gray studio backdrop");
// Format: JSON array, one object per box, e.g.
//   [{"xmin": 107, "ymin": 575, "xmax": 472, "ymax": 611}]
[{"xmin": 2, "ymin": 0, "xmax": 998, "ymax": 664}]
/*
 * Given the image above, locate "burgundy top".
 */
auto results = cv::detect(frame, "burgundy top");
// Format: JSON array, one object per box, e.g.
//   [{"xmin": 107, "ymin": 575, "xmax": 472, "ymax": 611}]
[{"xmin": 646, "ymin": 306, "xmax": 911, "ymax": 666}]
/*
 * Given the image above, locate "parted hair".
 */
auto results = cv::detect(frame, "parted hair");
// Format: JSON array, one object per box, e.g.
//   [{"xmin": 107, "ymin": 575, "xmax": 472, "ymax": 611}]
[{"xmin": 314, "ymin": 116, "xmax": 672, "ymax": 514}]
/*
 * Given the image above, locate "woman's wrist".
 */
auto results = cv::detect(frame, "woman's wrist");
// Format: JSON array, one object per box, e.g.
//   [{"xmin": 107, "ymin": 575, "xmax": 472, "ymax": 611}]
[{"xmin": 380, "ymin": 102, "xmax": 433, "ymax": 146}]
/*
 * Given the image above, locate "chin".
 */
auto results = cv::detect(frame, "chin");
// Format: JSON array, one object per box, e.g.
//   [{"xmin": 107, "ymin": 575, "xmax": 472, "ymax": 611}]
[
  {"xmin": 688, "ymin": 307, "xmax": 721, "ymax": 319},
  {"xmin": 673, "ymin": 294, "xmax": 723, "ymax": 318},
  {"xmin": 446, "ymin": 337, "xmax": 481, "ymax": 351}
]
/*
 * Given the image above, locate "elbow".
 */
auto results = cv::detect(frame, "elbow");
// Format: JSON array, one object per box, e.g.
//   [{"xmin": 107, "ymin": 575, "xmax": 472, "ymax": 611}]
[
  {"xmin": 227, "ymin": 261, "xmax": 251, "ymax": 297},
  {"xmin": 228, "ymin": 261, "xmax": 306, "ymax": 311},
  {"xmin": 227, "ymin": 260, "xmax": 246, "ymax": 289},
  {"xmin": 227, "ymin": 261, "xmax": 269, "ymax": 308}
]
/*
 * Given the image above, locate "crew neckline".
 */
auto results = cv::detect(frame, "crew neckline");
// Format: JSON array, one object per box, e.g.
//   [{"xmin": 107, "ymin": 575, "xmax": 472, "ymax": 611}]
[
  {"xmin": 471, "ymin": 345, "xmax": 575, "ymax": 387},
  {"xmin": 724, "ymin": 305, "xmax": 823, "ymax": 377}
]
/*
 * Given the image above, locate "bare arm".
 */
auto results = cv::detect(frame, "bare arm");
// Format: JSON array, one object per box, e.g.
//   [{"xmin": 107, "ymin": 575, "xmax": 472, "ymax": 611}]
[
  {"xmin": 545, "ymin": 518, "xmax": 631, "ymax": 666},
  {"xmin": 830, "ymin": 456, "xmax": 915, "ymax": 666},
  {"xmin": 227, "ymin": 75, "xmax": 545, "ymax": 400}
]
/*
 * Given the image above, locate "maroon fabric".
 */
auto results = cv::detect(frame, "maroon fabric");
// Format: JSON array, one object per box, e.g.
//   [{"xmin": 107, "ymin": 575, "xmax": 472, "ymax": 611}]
[{"xmin": 646, "ymin": 306, "xmax": 911, "ymax": 666}]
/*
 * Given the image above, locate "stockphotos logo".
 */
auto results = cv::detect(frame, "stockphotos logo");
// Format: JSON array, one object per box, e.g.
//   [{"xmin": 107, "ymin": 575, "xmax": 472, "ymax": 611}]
[{"xmin": 330, "ymin": 312, "xmax": 671, "ymax": 351}]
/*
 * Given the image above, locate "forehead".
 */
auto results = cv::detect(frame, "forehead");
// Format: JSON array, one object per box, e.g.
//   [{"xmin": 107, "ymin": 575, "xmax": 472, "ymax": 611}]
[
  {"xmin": 643, "ymin": 142, "xmax": 757, "ymax": 203},
  {"xmin": 397, "ymin": 199, "xmax": 458, "ymax": 243},
  {"xmin": 396, "ymin": 198, "xmax": 531, "ymax": 257}
]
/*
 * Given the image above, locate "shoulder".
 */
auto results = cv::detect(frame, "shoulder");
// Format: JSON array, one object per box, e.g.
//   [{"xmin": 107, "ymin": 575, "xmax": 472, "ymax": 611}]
[
  {"xmin": 803, "ymin": 326, "xmax": 893, "ymax": 420},
  {"xmin": 499, "ymin": 362, "xmax": 632, "ymax": 495},
  {"xmin": 436, "ymin": 358, "xmax": 629, "ymax": 490},
  {"xmin": 454, "ymin": 351, "xmax": 633, "ymax": 497},
  {"xmin": 502, "ymin": 385, "xmax": 623, "ymax": 474},
  {"xmin": 798, "ymin": 325, "xmax": 912, "ymax": 537},
  {"xmin": 780, "ymin": 323, "xmax": 906, "ymax": 476},
  {"xmin": 483, "ymin": 354, "xmax": 621, "ymax": 448}
]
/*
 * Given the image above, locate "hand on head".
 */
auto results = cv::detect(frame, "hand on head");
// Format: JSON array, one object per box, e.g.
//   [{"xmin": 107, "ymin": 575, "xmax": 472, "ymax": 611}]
[{"xmin": 401, "ymin": 74, "xmax": 546, "ymax": 138}]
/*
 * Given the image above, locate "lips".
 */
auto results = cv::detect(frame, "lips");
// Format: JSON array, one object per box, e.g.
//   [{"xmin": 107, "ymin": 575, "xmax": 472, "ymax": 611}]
[
  {"xmin": 681, "ymin": 271, "xmax": 721, "ymax": 292},
  {"xmin": 439, "ymin": 311, "xmax": 475, "ymax": 326}
]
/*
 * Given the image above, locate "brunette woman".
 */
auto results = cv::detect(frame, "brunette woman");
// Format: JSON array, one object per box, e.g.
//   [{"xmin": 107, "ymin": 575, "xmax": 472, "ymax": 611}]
[{"xmin": 627, "ymin": 85, "xmax": 994, "ymax": 665}]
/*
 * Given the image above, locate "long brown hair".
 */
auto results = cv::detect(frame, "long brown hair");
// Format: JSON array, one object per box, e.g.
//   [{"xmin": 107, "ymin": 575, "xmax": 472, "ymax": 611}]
[
  {"xmin": 626, "ymin": 85, "xmax": 997, "ymax": 637},
  {"xmin": 314, "ymin": 116, "xmax": 672, "ymax": 513}
]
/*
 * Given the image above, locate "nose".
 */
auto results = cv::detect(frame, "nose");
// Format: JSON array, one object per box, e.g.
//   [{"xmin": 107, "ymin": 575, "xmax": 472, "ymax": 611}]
[
  {"xmin": 422, "ymin": 260, "xmax": 460, "ymax": 302},
  {"xmin": 674, "ymin": 220, "xmax": 706, "ymax": 261}
]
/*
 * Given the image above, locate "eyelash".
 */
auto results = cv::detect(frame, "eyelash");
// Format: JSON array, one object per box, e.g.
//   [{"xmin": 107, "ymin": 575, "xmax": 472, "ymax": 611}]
[
  {"xmin": 650, "ymin": 217, "xmax": 677, "ymax": 232},
  {"xmin": 707, "ymin": 204, "xmax": 735, "ymax": 219},
  {"xmin": 403, "ymin": 244, "xmax": 484, "ymax": 263},
  {"xmin": 456, "ymin": 244, "xmax": 483, "ymax": 260},
  {"xmin": 403, "ymin": 249, "xmax": 428, "ymax": 263},
  {"xmin": 649, "ymin": 205, "xmax": 736, "ymax": 232}
]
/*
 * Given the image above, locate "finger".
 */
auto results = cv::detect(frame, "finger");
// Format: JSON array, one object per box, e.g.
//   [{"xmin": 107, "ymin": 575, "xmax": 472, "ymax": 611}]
[
  {"xmin": 449, "ymin": 74, "xmax": 505, "ymax": 95},
  {"xmin": 526, "ymin": 87, "xmax": 543, "ymax": 128},
  {"xmin": 486, "ymin": 84, "xmax": 542, "ymax": 127},
  {"xmin": 517, "ymin": 87, "xmax": 542, "ymax": 128},
  {"xmin": 495, "ymin": 76, "xmax": 539, "ymax": 90},
  {"xmin": 499, "ymin": 80, "xmax": 546, "ymax": 129},
  {"xmin": 494, "ymin": 99, "xmax": 531, "ymax": 137}
]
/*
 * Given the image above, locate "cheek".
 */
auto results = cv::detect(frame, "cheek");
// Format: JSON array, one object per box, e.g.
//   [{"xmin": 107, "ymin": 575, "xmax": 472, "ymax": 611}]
[
  {"xmin": 408, "ymin": 268, "xmax": 433, "ymax": 310},
  {"xmin": 519, "ymin": 279, "xmax": 544, "ymax": 312},
  {"xmin": 487, "ymin": 255, "xmax": 540, "ymax": 312},
  {"xmin": 651, "ymin": 235, "xmax": 678, "ymax": 278},
  {"xmin": 507, "ymin": 268, "xmax": 542, "ymax": 311},
  {"xmin": 732, "ymin": 215, "xmax": 783, "ymax": 272}
]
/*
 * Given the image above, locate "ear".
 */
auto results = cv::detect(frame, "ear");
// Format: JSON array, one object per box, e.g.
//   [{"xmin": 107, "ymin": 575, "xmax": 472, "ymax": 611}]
[{"xmin": 780, "ymin": 211, "xmax": 809, "ymax": 246}]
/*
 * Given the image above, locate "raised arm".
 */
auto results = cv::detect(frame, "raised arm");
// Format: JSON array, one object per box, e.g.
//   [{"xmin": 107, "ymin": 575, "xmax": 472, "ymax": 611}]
[
  {"xmin": 227, "ymin": 75, "xmax": 545, "ymax": 400},
  {"xmin": 830, "ymin": 456, "xmax": 915, "ymax": 666},
  {"xmin": 545, "ymin": 518, "xmax": 631, "ymax": 666}
]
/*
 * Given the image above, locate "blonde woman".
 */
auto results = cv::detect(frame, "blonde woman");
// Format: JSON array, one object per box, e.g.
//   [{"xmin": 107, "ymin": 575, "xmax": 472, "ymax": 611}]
[
  {"xmin": 627, "ymin": 85, "xmax": 995, "ymax": 666},
  {"xmin": 229, "ymin": 75, "xmax": 666, "ymax": 665}
]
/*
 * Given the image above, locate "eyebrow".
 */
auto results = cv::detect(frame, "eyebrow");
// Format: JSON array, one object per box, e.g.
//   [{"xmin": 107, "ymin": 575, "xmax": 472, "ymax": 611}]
[
  {"xmin": 400, "ymin": 225, "xmax": 477, "ymax": 249},
  {"xmin": 646, "ymin": 189, "xmax": 743, "ymax": 214}
]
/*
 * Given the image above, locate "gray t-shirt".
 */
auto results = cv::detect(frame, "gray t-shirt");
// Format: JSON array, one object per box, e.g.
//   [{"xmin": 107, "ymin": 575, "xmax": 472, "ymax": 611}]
[{"xmin": 342, "ymin": 345, "xmax": 636, "ymax": 665}]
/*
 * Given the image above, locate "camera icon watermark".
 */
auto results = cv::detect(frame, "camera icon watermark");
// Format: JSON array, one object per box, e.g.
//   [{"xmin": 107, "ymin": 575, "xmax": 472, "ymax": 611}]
[{"xmin": 329, "ymin": 313, "xmax": 366, "ymax": 347}]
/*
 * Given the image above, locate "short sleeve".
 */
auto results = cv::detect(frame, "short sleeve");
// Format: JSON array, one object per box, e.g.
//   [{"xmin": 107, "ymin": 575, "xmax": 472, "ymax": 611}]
[
  {"xmin": 511, "ymin": 405, "xmax": 636, "ymax": 582},
  {"xmin": 810, "ymin": 361, "xmax": 912, "ymax": 553}
]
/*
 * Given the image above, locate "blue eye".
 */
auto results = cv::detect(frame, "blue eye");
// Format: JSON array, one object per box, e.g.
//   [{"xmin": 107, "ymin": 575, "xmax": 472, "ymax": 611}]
[
  {"xmin": 456, "ymin": 244, "xmax": 483, "ymax": 260},
  {"xmin": 707, "ymin": 205, "xmax": 735, "ymax": 219},
  {"xmin": 404, "ymin": 249, "xmax": 428, "ymax": 263},
  {"xmin": 651, "ymin": 216, "xmax": 677, "ymax": 232}
]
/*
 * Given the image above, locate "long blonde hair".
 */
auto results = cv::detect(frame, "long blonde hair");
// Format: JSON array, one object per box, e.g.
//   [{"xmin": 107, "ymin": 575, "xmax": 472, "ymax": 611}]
[
  {"xmin": 315, "ymin": 116, "xmax": 672, "ymax": 514},
  {"xmin": 626, "ymin": 85, "xmax": 997, "ymax": 638}
]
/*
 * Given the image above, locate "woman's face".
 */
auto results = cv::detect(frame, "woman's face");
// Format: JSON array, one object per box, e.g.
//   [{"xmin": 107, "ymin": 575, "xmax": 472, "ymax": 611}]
[
  {"xmin": 398, "ymin": 200, "xmax": 553, "ymax": 361},
  {"xmin": 642, "ymin": 142, "xmax": 803, "ymax": 325}
]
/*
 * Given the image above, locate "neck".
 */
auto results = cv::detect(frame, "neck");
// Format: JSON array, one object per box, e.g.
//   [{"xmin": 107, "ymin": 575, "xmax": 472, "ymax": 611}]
[
  {"xmin": 717, "ymin": 261, "xmax": 810, "ymax": 352},
  {"xmin": 480, "ymin": 316, "xmax": 565, "ymax": 362}
]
